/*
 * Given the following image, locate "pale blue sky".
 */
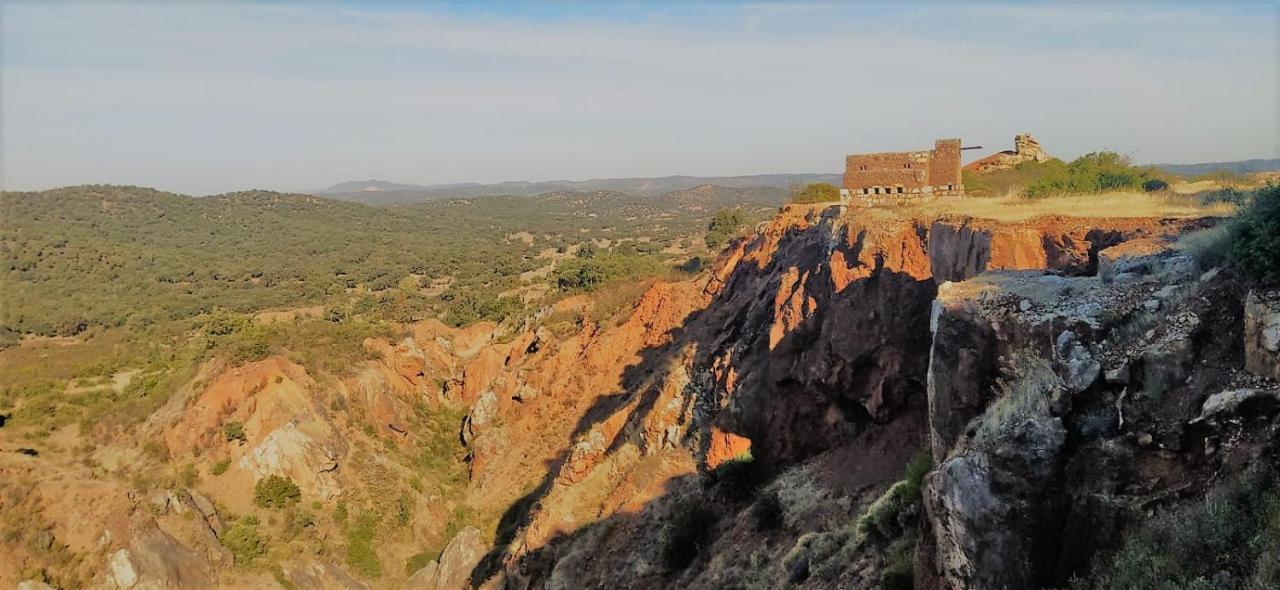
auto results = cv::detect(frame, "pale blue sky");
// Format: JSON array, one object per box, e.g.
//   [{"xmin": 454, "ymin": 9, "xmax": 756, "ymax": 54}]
[{"xmin": 2, "ymin": 2, "xmax": 1277, "ymax": 195}]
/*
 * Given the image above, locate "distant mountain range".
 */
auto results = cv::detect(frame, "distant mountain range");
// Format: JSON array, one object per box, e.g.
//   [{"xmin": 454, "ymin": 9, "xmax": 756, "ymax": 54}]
[
  {"xmin": 312, "ymin": 173, "xmax": 842, "ymax": 204},
  {"xmin": 314, "ymin": 157, "xmax": 1280, "ymax": 205},
  {"xmin": 1152, "ymin": 158, "xmax": 1280, "ymax": 177}
]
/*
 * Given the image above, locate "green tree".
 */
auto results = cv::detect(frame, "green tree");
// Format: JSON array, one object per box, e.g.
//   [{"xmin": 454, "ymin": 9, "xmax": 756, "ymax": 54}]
[
  {"xmin": 705, "ymin": 208, "xmax": 745, "ymax": 250},
  {"xmin": 222, "ymin": 516, "xmax": 267, "ymax": 565},
  {"xmin": 791, "ymin": 182, "xmax": 841, "ymax": 204},
  {"xmin": 253, "ymin": 474, "xmax": 302, "ymax": 509}
]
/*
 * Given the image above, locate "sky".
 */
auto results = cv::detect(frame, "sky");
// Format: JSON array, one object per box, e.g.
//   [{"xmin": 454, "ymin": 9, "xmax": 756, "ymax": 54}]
[{"xmin": 2, "ymin": 1, "xmax": 1277, "ymax": 195}]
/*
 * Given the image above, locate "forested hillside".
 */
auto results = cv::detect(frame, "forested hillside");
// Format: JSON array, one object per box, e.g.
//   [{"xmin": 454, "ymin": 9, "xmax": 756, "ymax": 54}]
[{"xmin": 1, "ymin": 184, "xmax": 784, "ymax": 339}]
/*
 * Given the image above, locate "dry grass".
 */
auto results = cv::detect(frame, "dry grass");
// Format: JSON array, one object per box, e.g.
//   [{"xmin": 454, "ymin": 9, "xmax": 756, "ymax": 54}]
[{"xmin": 874, "ymin": 191, "xmax": 1236, "ymax": 223}]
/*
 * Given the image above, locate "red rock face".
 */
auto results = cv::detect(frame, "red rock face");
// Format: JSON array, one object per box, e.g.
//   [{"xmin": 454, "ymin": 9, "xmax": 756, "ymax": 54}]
[
  {"xmin": 351, "ymin": 204, "xmax": 1215, "ymax": 587},
  {"xmin": 705, "ymin": 427, "xmax": 752, "ymax": 470}
]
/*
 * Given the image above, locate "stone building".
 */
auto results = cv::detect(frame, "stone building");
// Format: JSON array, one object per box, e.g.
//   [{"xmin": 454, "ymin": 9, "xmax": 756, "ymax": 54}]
[
  {"xmin": 841, "ymin": 138, "xmax": 964, "ymax": 200},
  {"xmin": 964, "ymin": 133, "xmax": 1050, "ymax": 173}
]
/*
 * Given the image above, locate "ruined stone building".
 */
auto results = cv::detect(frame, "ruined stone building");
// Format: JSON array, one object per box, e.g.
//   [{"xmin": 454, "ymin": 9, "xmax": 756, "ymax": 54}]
[
  {"xmin": 964, "ymin": 133, "xmax": 1051, "ymax": 173},
  {"xmin": 842, "ymin": 138, "xmax": 964, "ymax": 200}
]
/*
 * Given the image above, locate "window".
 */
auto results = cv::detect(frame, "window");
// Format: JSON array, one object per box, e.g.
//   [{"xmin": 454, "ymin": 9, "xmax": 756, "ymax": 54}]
[
  {"xmin": 904, "ymin": 163, "xmax": 911, "ymax": 169},
  {"xmin": 897, "ymin": 186, "xmax": 904, "ymax": 194}
]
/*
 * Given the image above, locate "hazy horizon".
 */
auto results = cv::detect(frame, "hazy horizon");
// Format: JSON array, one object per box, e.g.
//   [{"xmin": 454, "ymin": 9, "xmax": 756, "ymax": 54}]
[{"xmin": 3, "ymin": 1, "xmax": 1278, "ymax": 195}]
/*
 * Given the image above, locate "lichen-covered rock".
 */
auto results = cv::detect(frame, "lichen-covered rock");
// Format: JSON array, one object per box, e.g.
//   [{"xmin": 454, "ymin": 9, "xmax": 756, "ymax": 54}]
[
  {"xmin": 407, "ymin": 526, "xmax": 487, "ymax": 590},
  {"xmin": 1244, "ymin": 290, "xmax": 1280, "ymax": 380}
]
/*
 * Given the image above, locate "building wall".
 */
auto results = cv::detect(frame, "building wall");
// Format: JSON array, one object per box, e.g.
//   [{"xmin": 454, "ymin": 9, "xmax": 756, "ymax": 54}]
[
  {"xmin": 843, "ymin": 138, "xmax": 964, "ymax": 198},
  {"xmin": 927, "ymin": 139, "xmax": 962, "ymax": 191}
]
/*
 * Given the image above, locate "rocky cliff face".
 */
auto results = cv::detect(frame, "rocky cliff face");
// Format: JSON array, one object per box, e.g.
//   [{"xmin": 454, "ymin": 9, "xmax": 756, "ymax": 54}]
[
  {"xmin": 5, "ymin": 202, "xmax": 1273, "ymax": 590},
  {"xmin": 451, "ymin": 204, "xmax": 1254, "ymax": 589}
]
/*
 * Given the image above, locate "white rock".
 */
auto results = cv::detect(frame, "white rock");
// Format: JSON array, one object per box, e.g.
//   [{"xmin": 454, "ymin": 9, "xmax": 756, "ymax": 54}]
[{"xmin": 107, "ymin": 548, "xmax": 140, "ymax": 589}]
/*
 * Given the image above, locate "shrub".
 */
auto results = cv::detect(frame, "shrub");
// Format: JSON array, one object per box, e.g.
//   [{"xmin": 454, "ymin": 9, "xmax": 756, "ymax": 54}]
[
  {"xmin": 1228, "ymin": 183, "xmax": 1280, "ymax": 285},
  {"xmin": 660, "ymin": 502, "xmax": 718, "ymax": 571},
  {"xmin": 222, "ymin": 516, "xmax": 267, "ymax": 565},
  {"xmin": 1142, "ymin": 178, "xmax": 1170, "ymax": 192},
  {"xmin": 1176, "ymin": 224, "xmax": 1233, "ymax": 269},
  {"xmin": 879, "ymin": 536, "xmax": 916, "ymax": 590},
  {"xmin": 212, "ymin": 459, "xmax": 231, "ymax": 476},
  {"xmin": 791, "ymin": 182, "xmax": 841, "ymax": 204},
  {"xmin": 705, "ymin": 208, "xmax": 745, "ymax": 250},
  {"xmin": 222, "ymin": 421, "xmax": 247, "ymax": 443},
  {"xmin": 253, "ymin": 474, "xmax": 302, "ymax": 509}
]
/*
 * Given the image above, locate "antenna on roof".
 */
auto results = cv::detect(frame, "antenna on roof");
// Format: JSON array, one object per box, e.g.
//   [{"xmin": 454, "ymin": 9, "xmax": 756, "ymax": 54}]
[{"xmin": 960, "ymin": 146, "xmax": 984, "ymax": 151}]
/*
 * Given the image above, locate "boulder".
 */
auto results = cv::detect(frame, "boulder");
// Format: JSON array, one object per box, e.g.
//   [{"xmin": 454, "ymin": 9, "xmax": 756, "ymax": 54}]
[
  {"xmin": 1193, "ymin": 388, "xmax": 1280, "ymax": 423},
  {"xmin": 1244, "ymin": 290, "xmax": 1280, "ymax": 380},
  {"xmin": 1055, "ymin": 331, "xmax": 1100, "ymax": 397},
  {"xmin": 406, "ymin": 526, "xmax": 487, "ymax": 590},
  {"xmin": 104, "ymin": 519, "xmax": 214, "ymax": 589},
  {"xmin": 279, "ymin": 562, "xmax": 368, "ymax": 590},
  {"xmin": 461, "ymin": 390, "xmax": 499, "ymax": 446}
]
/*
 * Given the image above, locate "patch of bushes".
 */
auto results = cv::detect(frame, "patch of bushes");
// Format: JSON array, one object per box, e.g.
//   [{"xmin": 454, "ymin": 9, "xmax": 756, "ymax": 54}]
[
  {"xmin": 442, "ymin": 290, "xmax": 519, "ymax": 328},
  {"xmin": 660, "ymin": 501, "xmax": 718, "ymax": 572},
  {"xmin": 222, "ymin": 515, "xmax": 267, "ymax": 565},
  {"xmin": 791, "ymin": 182, "xmax": 841, "ymax": 204},
  {"xmin": 211, "ymin": 458, "xmax": 231, "ymax": 476},
  {"xmin": 553, "ymin": 253, "xmax": 666, "ymax": 293},
  {"xmin": 1227, "ymin": 182, "xmax": 1280, "ymax": 285},
  {"xmin": 879, "ymin": 536, "xmax": 916, "ymax": 590},
  {"xmin": 1025, "ymin": 152, "xmax": 1164, "ymax": 198},
  {"xmin": 345, "ymin": 511, "xmax": 383, "ymax": 578},
  {"xmin": 1087, "ymin": 465, "xmax": 1280, "ymax": 589},
  {"xmin": 253, "ymin": 474, "xmax": 301, "ymax": 509},
  {"xmin": 856, "ymin": 451, "xmax": 930, "ymax": 541}
]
